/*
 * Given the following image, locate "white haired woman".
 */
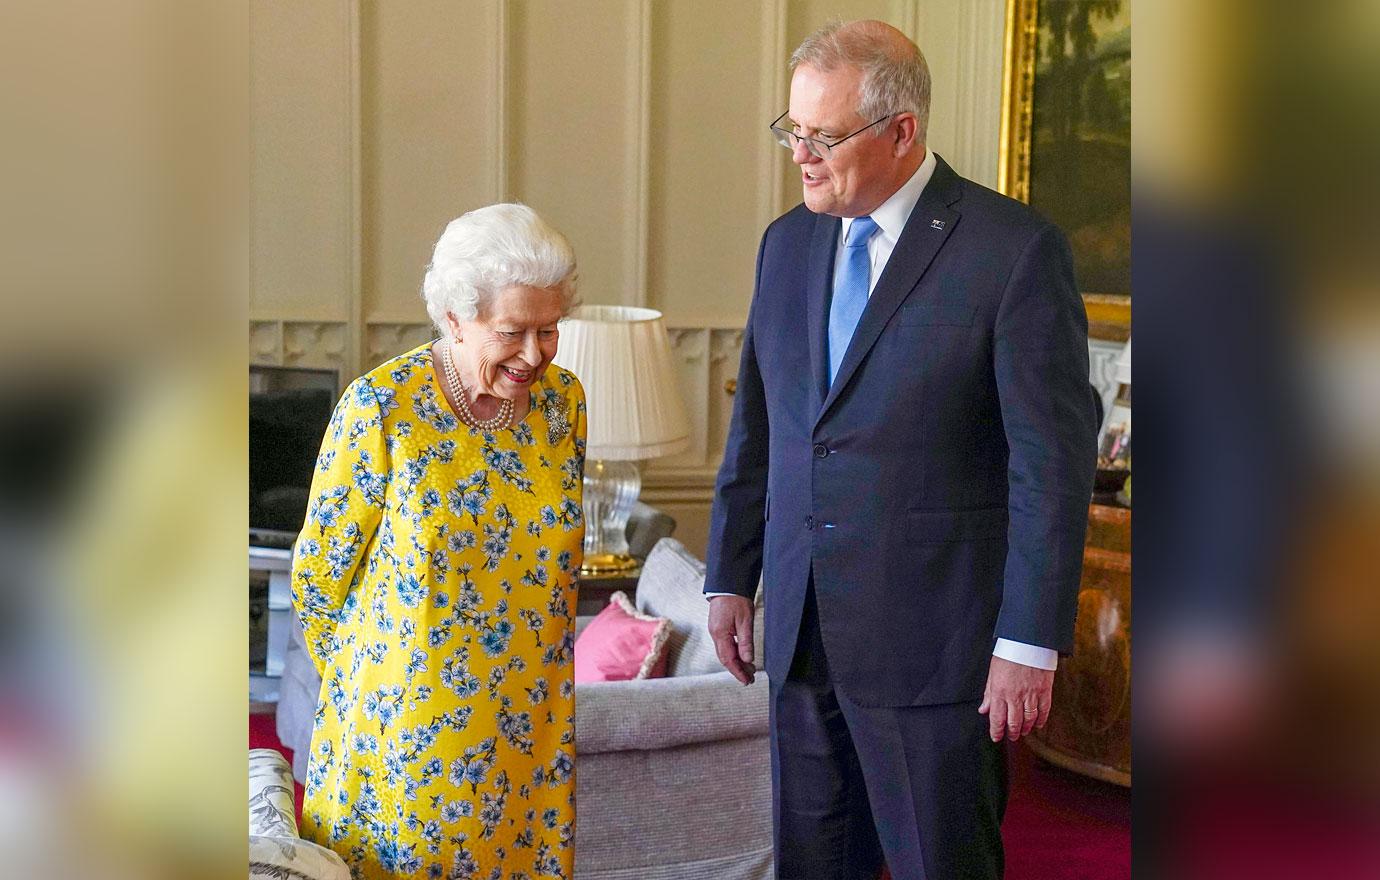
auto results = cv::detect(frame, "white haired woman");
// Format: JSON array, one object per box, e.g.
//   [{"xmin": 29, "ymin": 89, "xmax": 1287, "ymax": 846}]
[{"xmin": 291, "ymin": 203, "xmax": 585, "ymax": 879}]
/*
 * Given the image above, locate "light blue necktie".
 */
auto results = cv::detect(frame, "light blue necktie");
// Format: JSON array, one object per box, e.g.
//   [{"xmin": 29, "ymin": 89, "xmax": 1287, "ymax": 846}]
[{"xmin": 827, "ymin": 215, "xmax": 880, "ymax": 385}]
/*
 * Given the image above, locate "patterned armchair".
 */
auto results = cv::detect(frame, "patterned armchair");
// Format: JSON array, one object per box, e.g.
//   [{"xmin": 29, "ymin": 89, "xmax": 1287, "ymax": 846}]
[{"xmin": 249, "ymin": 749, "xmax": 348, "ymax": 880}]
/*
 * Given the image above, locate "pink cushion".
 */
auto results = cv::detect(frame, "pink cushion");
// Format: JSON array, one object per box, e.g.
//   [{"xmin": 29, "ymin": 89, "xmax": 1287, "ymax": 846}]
[{"xmin": 574, "ymin": 591, "xmax": 672, "ymax": 683}]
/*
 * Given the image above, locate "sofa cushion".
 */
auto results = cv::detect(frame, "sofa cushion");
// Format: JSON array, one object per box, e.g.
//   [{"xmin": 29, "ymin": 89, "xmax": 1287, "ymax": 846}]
[
  {"xmin": 630, "ymin": 539, "xmax": 736, "ymax": 676},
  {"xmin": 575, "ymin": 591, "xmax": 672, "ymax": 683},
  {"xmin": 634, "ymin": 539, "xmax": 716, "ymax": 676},
  {"xmin": 576, "ymin": 671, "xmax": 771, "ymax": 754}
]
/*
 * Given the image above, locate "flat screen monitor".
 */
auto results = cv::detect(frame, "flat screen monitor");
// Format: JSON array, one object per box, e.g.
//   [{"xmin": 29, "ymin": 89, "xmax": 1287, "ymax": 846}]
[{"xmin": 250, "ymin": 365, "xmax": 339, "ymax": 538}]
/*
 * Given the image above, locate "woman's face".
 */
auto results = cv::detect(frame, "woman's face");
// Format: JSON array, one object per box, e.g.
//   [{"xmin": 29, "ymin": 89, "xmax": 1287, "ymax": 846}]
[{"xmin": 448, "ymin": 285, "xmax": 565, "ymax": 401}]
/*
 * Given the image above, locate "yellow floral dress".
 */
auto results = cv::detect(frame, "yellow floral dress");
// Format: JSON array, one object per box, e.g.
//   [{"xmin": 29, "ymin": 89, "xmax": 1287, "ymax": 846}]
[{"xmin": 291, "ymin": 343, "xmax": 584, "ymax": 879}]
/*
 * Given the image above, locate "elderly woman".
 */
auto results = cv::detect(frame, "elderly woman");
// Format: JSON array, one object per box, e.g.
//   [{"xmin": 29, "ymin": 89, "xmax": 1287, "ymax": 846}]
[{"xmin": 291, "ymin": 203, "xmax": 585, "ymax": 879}]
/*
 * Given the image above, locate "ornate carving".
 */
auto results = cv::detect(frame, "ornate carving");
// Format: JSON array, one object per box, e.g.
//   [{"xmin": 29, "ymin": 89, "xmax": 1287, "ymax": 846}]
[
  {"xmin": 665, "ymin": 327, "xmax": 707, "ymax": 363},
  {"xmin": 249, "ymin": 321, "xmax": 282, "ymax": 365},
  {"xmin": 282, "ymin": 322, "xmax": 347, "ymax": 369},
  {"xmin": 708, "ymin": 328, "xmax": 744, "ymax": 365}
]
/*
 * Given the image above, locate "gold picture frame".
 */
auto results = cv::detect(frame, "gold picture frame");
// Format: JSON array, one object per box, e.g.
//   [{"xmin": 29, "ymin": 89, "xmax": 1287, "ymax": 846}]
[{"xmin": 999, "ymin": 0, "xmax": 1131, "ymax": 341}]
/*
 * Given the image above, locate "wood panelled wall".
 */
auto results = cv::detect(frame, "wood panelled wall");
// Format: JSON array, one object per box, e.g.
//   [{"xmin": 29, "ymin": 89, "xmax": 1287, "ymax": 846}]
[{"xmin": 249, "ymin": 1, "xmax": 1031, "ymax": 556}]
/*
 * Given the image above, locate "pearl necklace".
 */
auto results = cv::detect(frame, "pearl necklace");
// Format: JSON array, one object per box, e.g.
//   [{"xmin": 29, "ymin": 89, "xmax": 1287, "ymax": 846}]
[{"xmin": 441, "ymin": 342, "xmax": 514, "ymax": 431}]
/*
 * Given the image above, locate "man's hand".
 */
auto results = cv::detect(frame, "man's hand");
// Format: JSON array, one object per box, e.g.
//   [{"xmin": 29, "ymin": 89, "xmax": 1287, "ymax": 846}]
[
  {"xmin": 707, "ymin": 595, "xmax": 756, "ymax": 685},
  {"xmin": 978, "ymin": 655, "xmax": 1054, "ymax": 742}
]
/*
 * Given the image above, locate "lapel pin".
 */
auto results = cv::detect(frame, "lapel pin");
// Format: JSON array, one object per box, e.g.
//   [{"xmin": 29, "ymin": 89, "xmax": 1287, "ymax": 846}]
[{"xmin": 930, "ymin": 219, "xmax": 946, "ymax": 230}]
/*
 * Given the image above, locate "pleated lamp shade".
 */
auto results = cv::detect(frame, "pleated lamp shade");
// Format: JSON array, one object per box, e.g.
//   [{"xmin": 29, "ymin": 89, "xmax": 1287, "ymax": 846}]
[{"xmin": 552, "ymin": 305, "xmax": 690, "ymax": 461}]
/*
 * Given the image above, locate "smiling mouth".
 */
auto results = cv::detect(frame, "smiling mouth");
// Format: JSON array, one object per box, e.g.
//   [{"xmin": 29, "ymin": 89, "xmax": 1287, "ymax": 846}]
[
  {"xmin": 803, "ymin": 170, "xmax": 826, "ymax": 183},
  {"xmin": 500, "ymin": 365, "xmax": 533, "ymax": 383}
]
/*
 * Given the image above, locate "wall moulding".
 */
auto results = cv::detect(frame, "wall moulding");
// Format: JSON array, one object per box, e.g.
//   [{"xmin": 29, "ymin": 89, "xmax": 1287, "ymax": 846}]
[
  {"xmin": 250, "ymin": 320, "xmax": 349, "ymax": 371},
  {"xmin": 490, "ymin": 0, "xmax": 510, "ymax": 202},
  {"xmin": 641, "ymin": 478, "xmax": 717, "ymax": 511},
  {"xmin": 758, "ymin": 0, "xmax": 789, "ymax": 225},
  {"xmin": 625, "ymin": 0, "xmax": 652, "ymax": 307}
]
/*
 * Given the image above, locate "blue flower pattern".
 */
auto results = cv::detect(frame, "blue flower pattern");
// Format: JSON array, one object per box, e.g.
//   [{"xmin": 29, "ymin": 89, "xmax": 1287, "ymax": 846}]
[{"xmin": 291, "ymin": 344, "xmax": 585, "ymax": 879}]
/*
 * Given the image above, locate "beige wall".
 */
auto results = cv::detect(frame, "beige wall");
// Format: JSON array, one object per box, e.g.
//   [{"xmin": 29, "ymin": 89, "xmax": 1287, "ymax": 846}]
[{"xmin": 250, "ymin": 0, "xmax": 1010, "ymax": 557}]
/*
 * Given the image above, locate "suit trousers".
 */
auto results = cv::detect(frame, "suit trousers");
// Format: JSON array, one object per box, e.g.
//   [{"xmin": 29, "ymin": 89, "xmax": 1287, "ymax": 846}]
[{"xmin": 770, "ymin": 579, "xmax": 1008, "ymax": 880}]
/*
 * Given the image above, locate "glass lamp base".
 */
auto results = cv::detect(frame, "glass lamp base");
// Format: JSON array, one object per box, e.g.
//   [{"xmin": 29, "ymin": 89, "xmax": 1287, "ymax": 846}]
[{"xmin": 581, "ymin": 458, "xmax": 639, "ymax": 572}]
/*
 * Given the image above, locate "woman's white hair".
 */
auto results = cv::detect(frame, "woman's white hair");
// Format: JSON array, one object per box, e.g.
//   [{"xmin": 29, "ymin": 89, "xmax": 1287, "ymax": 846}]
[
  {"xmin": 421, "ymin": 203, "xmax": 578, "ymax": 333},
  {"xmin": 789, "ymin": 20, "xmax": 932, "ymax": 144}
]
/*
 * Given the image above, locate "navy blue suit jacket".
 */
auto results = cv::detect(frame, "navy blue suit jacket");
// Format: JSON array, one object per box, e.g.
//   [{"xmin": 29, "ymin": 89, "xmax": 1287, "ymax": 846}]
[{"xmin": 705, "ymin": 156, "xmax": 1098, "ymax": 707}]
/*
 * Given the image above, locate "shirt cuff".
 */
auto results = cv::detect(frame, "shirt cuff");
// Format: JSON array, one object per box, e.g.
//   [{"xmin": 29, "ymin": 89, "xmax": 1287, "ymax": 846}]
[
  {"xmin": 992, "ymin": 638, "xmax": 1058, "ymax": 671},
  {"xmin": 704, "ymin": 591, "xmax": 740, "ymax": 601}
]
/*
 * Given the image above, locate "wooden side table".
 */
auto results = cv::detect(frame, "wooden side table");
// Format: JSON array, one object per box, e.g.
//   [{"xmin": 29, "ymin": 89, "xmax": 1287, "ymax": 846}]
[
  {"xmin": 576, "ymin": 566, "xmax": 642, "ymax": 616},
  {"xmin": 1026, "ymin": 501, "xmax": 1132, "ymax": 786}
]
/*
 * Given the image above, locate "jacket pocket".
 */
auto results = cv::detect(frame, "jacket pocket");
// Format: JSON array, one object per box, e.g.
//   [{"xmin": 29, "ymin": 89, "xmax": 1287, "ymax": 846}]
[{"xmin": 906, "ymin": 506, "xmax": 1007, "ymax": 542}]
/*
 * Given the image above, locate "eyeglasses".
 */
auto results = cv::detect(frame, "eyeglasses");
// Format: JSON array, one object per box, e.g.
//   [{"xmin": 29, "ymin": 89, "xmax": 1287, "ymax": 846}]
[{"xmin": 770, "ymin": 110, "xmax": 895, "ymax": 160}]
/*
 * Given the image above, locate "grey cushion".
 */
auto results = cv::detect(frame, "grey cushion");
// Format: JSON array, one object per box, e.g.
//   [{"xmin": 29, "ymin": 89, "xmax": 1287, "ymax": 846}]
[
  {"xmin": 634, "ymin": 538, "xmax": 764, "ymax": 677},
  {"xmin": 634, "ymin": 539, "xmax": 721, "ymax": 676}
]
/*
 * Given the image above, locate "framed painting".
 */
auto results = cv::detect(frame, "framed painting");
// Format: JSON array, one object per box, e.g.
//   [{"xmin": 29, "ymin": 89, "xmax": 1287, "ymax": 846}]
[{"xmin": 999, "ymin": 0, "xmax": 1131, "ymax": 341}]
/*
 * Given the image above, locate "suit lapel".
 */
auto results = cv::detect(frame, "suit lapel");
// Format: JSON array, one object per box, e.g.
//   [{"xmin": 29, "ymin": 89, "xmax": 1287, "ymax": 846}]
[
  {"xmin": 815, "ymin": 156, "xmax": 965, "ymax": 428},
  {"xmin": 806, "ymin": 212, "xmax": 840, "ymax": 415}
]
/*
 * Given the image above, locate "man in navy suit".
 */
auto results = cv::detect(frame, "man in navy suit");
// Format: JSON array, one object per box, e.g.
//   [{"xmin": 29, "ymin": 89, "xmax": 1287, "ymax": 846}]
[{"xmin": 705, "ymin": 21, "xmax": 1097, "ymax": 879}]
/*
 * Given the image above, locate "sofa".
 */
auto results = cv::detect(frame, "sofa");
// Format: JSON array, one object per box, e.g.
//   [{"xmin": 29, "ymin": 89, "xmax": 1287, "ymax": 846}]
[{"xmin": 573, "ymin": 537, "xmax": 772, "ymax": 880}]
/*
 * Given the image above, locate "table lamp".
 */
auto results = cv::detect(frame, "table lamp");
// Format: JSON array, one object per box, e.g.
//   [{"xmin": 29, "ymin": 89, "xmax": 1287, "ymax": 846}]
[{"xmin": 552, "ymin": 305, "xmax": 689, "ymax": 574}]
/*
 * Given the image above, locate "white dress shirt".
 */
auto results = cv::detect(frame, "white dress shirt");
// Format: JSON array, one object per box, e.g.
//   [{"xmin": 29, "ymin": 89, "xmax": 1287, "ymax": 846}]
[
  {"xmin": 709, "ymin": 149, "xmax": 1058, "ymax": 672},
  {"xmin": 836, "ymin": 147, "xmax": 938, "ymax": 298}
]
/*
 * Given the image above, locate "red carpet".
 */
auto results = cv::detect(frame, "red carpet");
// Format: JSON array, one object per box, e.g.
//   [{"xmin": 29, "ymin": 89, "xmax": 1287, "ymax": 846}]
[
  {"xmin": 249, "ymin": 710, "xmax": 305, "ymax": 821},
  {"xmin": 1001, "ymin": 742, "xmax": 1130, "ymax": 879},
  {"xmin": 250, "ymin": 713, "xmax": 1128, "ymax": 877}
]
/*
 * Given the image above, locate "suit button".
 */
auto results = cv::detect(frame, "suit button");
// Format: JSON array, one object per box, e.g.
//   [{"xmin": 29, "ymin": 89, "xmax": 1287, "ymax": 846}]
[
  {"xmin": 813, "ymin": 443, "xmax": 829, "ymax": 458},
  {"xmin": 805, "ymin": 515, "xmax": 814, "ymax": 530}
]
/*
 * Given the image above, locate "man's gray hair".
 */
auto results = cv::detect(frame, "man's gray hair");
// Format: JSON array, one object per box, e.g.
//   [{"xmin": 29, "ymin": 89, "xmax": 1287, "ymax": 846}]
[
  {"xmin": 790, "ymin": 20, "xmax": 932, "ymax": 143},
  {"xmin": 421, "ymin": 203, "xmax": 578, "ymax": 333}
]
